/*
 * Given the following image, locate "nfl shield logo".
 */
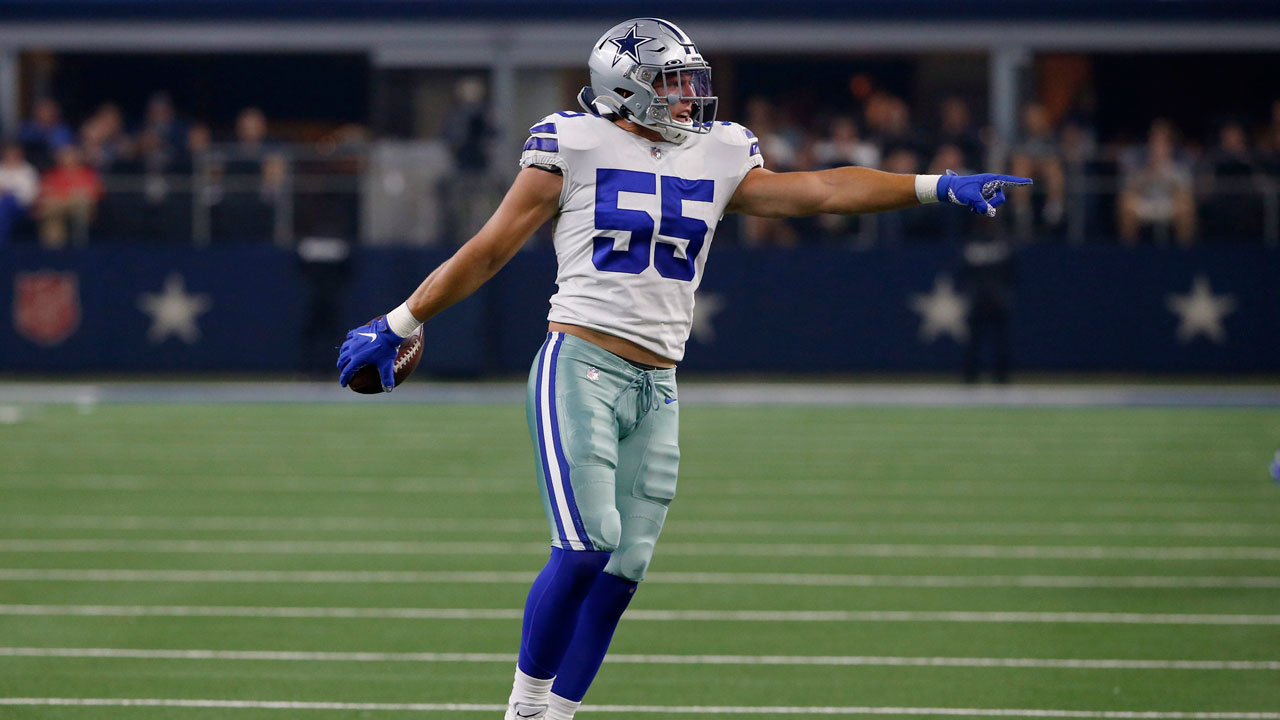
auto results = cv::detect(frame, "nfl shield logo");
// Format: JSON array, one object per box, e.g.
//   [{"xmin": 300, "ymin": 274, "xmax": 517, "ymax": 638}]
[
  {"xmin": 586, "ymin": 367, "xmax": 600, "ymax": 381},
  {"xmin": 14, "ymin": 271, "xmax": 81, "ymax": 346},
  {"xmin": 650, "ymin": 146, "xmax": 663, "ymax": 160}
]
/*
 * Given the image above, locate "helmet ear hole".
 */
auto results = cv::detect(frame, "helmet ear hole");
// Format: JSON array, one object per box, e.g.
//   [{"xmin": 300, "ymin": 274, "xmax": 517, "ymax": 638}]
[{"xmin": 614, "ymin": 88, "xmax": 633, "ymax": 99}]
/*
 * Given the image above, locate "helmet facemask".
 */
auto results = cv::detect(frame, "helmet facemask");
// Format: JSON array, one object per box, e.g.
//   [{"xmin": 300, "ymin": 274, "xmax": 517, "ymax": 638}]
[{"xmin": 633, "ymin": 65, "xmax": 717, "ymax": 143}]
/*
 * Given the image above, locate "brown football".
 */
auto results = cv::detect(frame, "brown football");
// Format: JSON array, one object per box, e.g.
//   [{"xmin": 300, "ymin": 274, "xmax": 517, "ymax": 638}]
[{"xmin": 347, "ymin": 320, "xmax": 425, "ymax": 394}]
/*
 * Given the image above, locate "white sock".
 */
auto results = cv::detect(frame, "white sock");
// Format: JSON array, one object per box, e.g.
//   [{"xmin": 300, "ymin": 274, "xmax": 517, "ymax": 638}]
[
  {"xmin": 508, "ymin": 667, "xmax": 554, "ymax": 707},
  {"xmin": 545, "ymin": 693, "xmax": 581, "ymax": 720}
]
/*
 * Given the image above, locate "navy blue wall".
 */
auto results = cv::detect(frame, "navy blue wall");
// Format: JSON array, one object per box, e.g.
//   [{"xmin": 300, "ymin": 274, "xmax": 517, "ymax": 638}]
[
  {"xmin": 4, "ymin": 1, "xmax": 1275, "ymax": 21},
  {"xmin": 1, "ymin": 245, "xmax": 1275, "ymax": 375}
]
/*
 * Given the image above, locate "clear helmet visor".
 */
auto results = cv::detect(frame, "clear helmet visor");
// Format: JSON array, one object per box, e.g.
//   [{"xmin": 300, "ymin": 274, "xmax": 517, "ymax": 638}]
[{"xmin": 648, "ymin": 67, "xmax": 717, "ymax": 131}]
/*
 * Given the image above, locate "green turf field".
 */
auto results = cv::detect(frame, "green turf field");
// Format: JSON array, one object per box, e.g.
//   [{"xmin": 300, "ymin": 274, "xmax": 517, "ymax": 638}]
[{"xmin": 1, "ymin": 399, "xmax": 1278, "ymax": 718}]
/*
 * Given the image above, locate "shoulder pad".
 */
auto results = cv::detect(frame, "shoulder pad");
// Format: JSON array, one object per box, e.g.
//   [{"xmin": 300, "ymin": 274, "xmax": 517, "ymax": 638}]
[
  {"xmin": 710, "ymin": 121, "xmax": 763, "ymax": 161},
  {"xmin": 524, "ymin": 111, "xmax": 607, "ymax": 153}
]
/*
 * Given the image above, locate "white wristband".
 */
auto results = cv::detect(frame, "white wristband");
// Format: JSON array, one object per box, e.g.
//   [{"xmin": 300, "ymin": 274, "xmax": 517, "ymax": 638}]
[
  {"xmin": 915, "ymin": 174, "xmax": 941, "ymax": 204},
  {"xmin": 385, "ymin": 302, "xmax": 422, "ymax": 338}
]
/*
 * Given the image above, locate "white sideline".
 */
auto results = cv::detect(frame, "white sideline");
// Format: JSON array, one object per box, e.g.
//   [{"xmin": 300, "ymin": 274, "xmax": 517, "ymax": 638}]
[
  {"xmin": 2, "ymin": 647, "xmax": 1277, "ymax": 670},
  {"xmin": 2, "ymin": 538, "xmax": 1279, "ymax": 560},
  {"xmin": 2, "ymin": 605, "xmax": 1278, "ymax": 625},
  {"xmin": 1, "ymin": 698, "xmax": 1278, "ymax": 718},
  {"xmin": 1, "ymin": 514, "xmax": 1276, "ymax": 538},
  {"xmin": 4, "ymin": 568, "xmax": 1279, "ymax": 589}
]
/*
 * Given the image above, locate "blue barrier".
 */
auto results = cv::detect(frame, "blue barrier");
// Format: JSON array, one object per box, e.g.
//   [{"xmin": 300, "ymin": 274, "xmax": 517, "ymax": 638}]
[{"xmin": 2, "ymin": 244, "xmax": 1276, "ymax": 374}]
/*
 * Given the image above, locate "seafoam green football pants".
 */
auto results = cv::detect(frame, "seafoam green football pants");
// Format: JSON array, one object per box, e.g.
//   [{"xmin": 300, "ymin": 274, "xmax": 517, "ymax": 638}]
[{"xmin": 524, "ymin": 331, "xmax": 679, "ymax": 582}]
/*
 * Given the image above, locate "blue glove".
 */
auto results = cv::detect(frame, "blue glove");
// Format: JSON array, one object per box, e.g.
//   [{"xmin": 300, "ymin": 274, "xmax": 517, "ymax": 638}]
[
  {"xmin": 937, "ymin": 170, "xmax": 1033, "ymax": 217},
  {"xmin": 336, "ymin": 316, "xmax": 404, "ymax": 392}
]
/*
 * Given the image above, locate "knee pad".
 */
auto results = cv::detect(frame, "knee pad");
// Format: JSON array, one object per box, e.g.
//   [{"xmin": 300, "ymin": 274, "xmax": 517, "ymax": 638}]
[{"xmin": 608, "ymin": 539, "xmax": 656, "ymax": 583}]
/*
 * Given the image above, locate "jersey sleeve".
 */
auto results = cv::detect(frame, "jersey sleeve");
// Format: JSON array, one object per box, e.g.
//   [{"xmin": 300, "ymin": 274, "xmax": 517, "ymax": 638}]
[
  {"xmin": 713, "ymin": 121, "xmax": 765, "ymax": 187},
  {"xmin": 739, "ymin": 125, "xmax": 765, "ymax": 174},
  {"xmin": 518, "ymin": 115, "xmax": 568, "ymax": 173}
]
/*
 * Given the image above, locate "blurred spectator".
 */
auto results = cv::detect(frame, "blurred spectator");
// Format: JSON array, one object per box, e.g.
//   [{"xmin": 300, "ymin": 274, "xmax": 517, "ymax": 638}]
[
  {"xmin": 1007, "ymin": 103, "xmax": 1066, "ymax": 239},
  {"xmin": 443, "ymin": 77, "xmax": 491, "ymax": 174},
  {"xmin": 1197, "ymin": 121, "xmax": 1270, "ymax": 241},
  {"xmin": 296, "ymin": 124, "xmax": 369, "ymax": 242},
  {"xmin": 19, "ymin": 98, "xmax": 75, "ymax": 169},
  {"xmin": 814, "ymin": 116, "xmax": 880, "ymax": 169},
  {"xmin": 440, "ymin": 77, "xmax": 497, "ymax": 242},
  {"xmin": 745, "ymin": 96, "xmax": 799, "ymax": 170},
  {"xmin": 937, "ymin": 97, "xmax": 986, "ymax": 169},
  {"xmin": 960, "ymin": 236, "xmax": 1015, "ymax": 384},
  {"xmin": 0, "ymin": 141, "xmax": 40, "ymax": 245},
  {"xmin": 203, "ymin": 107, "xmax": 285, "ymax": 243},
  {"xmin": 36, "ymin": 144, "xmax": 104, "ymax": 249},
  {"xmin": 1118, "ymin": 119, "xmax": 1196, "ymax": 246},
  {"xmin": 141, "ymin": 92, "xmax": 188, "ymax": 155},
  {"xmin": 929, "ymin": 144, "xmax": 972, "ymax": 177},
  {"xmin": 101, "ymin": 129, "xmax": 185, "ymax": 242},
  {"xmin": 175, "ymin": 122, "xmax": 213, "ymax": 174},
  {"xmin": 233, "ymin": 107, "xmax": 272, "ymax": 160},
  {"xmin": 208, "ymin": 156, "xmax": 284, "ymax": 243},
  {"xmin": 866, "ymin": 93, "xmax": 921, "ymax": 158},
  {"xmin": 79, "ymin": 103, "xmax": 130, "ymax": 171},
  {"xmin": 1059, "ymin": 118, "xmax": 1106, "ymax": 242}
]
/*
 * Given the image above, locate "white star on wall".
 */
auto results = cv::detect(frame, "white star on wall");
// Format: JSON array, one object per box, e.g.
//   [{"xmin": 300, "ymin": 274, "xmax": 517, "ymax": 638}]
[
  {"xmin": 691, "ymin": 292, "xmax": 725, "ymax": 344},
  {"xmin": 1166, "ymin": 275, "xmax": 1236, "ymax": 345},
  {"xmin": 909, "ymin": 274, "xmax": 970, "ymax": 343},
  {"xmin": 137, "ymin": 273, "xmax": 213, "ymax": 345}
]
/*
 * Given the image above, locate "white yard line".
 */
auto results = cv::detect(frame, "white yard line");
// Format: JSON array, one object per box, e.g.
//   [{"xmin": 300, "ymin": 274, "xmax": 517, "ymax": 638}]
[
  {"xmin": 0, "ymin": 698, "xmax": 1278, "ymax": 718},
  {"xmin": 5, "ymin": 379, "xmax": 1280, "ymax": 407},
  {"xmin": 2, "ymin": 605, "xmax": 1277, "ymax": 625},
  {"xmin": 3, "ymin": 568, "xmax": 1278, "ymax": 589},
  {"xmin": 1, "ymin": 515, "xmax": 1275, "ymax": 538},
  {"xmin": 0, "ymin": 538, "xmax": 1277, "ymax": 560},
  {"xmin": 1, "ymin": 647, "xmax": 1276, "ymax": 670},
  {"xmin": 0, "ymin": 476, "xmax": 1267, "ymax": 502}
]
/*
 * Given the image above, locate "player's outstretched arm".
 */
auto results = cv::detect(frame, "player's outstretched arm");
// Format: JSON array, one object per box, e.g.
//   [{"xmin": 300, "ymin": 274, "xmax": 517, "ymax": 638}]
[
  {"xmin": 337, "ymin": 167, "xmax": 562, "ymax": 390},
  {"xmin": 399, "ymin": 167, "xmax": 561, "ymax": 324},
  {"xmin": 727, "ymin": 166, "xmax": 1032, "ymax": 218}
]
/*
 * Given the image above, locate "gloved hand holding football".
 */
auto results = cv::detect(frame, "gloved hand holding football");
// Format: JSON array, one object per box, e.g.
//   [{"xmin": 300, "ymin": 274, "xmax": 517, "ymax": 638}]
[{"xmin": 336, "ymin": 315, "xmax": 424, "ymax": 394}]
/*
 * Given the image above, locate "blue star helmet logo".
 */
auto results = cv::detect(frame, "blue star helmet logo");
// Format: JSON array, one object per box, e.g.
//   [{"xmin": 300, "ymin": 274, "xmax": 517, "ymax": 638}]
[{"xmin": 608, "ymin": 24, "xmax": 656, "ymax": 67}]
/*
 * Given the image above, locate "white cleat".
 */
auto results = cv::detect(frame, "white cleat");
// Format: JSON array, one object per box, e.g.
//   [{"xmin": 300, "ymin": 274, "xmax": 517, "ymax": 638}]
[{"xmin": 505, "ymin": 702, "xmax": 548, "ymax": 720}]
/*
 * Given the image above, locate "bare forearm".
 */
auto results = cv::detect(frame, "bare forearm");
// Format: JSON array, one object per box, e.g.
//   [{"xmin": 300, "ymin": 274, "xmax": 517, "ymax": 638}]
[
  {"xmin": 403, "ymin": 244, "xmax": 504, "ymax": 323},
  {"xmin": 729, "ymin": 165, "xmax": 924, "ymax": 218},
  {"xmin": 815, "ymin": 166, "xmax": 920, "ymax": 215},
  {"xmin": 391, "ymin": 167, "xmax": 561, "ymax": 326}
]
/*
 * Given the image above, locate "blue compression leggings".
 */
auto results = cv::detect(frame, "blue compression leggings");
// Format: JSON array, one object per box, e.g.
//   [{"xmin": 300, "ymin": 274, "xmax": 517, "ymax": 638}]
[{"xmin": 517, "ymin": 548, "xmax": 638, "ymax": 701}]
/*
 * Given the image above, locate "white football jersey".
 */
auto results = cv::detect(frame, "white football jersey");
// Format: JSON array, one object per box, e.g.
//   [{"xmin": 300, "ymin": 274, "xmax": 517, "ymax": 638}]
[{"xmin": 519, "ymin": 111, "xmax": 764, "ymax": 362}]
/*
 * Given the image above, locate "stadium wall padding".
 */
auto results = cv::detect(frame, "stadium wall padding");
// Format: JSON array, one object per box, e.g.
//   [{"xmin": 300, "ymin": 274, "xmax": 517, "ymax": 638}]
[{"xmin": 1, "ymin": 244, "xmax": 1276, "ymax": 374}]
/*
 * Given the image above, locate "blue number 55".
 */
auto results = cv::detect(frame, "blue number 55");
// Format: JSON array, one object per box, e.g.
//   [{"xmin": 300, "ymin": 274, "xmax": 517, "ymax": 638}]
[{"xmin": 591, "ymin": 168, "xmax": 714, "ymax": 282}]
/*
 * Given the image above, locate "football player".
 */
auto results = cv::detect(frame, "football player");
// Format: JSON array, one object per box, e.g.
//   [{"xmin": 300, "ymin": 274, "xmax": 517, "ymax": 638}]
[{"xmin": 337, "ymin": 17, "xmax": 1031, "ymax": 719}]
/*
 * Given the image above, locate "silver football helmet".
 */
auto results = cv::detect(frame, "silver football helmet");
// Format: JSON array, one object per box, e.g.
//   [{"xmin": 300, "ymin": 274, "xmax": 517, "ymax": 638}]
[{"xmin": 578, "ymin": 18, "xmax": 717, "ymax": 144}]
